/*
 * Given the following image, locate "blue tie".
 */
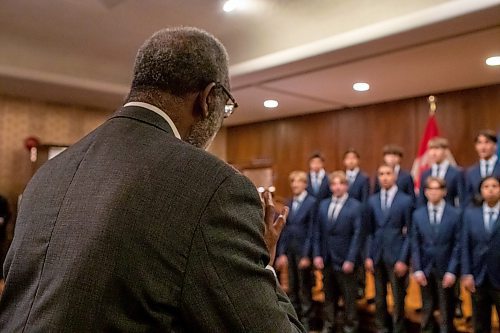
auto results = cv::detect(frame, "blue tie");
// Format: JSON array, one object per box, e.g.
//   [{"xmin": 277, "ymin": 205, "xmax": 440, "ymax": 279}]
[{"xmin": 486, "ymin": 210, "xmax": 495, "ymax": 233}]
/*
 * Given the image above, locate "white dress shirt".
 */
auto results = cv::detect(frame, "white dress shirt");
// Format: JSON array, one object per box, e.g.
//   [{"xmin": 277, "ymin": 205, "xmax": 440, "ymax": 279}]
[
  {"xmin": 481, "ymin": 155, "xmax": 498, "ymax": 177},
  {"xmin": 427, "ymin": 200, "xmax": 445, "ymax": 225},
  {"xmin": 292, "ymin": 191, "xmax": 308, "ymax": 212},
  {"xmin": 346, "ymin": 168, "xmax": 359, "ymax": 185},
  {"xmin": 380, "ymin": 185, "xmax": 398, "ymax": 210},
  {"xmin": 483, "ymin": 201, "xmax": 500, "ymax": 232},
  {"xmin": 431, "ymin": 160, "xmax": 449, "ymax": 179},
  {"xmin": 327, "ymin": 193, "xmax": 348, "ymax": 221}
]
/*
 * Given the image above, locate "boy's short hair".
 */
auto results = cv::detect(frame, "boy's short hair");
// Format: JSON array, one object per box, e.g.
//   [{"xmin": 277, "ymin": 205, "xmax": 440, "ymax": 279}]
[
  {"xmin": 329, "ymin": 171, "xmax": 348, "ymax": 184},
  {"xmin": 289, "ymin": 170, "xmax": 307, "ymax": 183},
  {"xmin": 343, "ymin": 148, "xmax": 360, "ymax": 159},
  {"xmin": 427, "ymin": 137, "xmax": 449, "ymax": 149},
  {"xmin": 382, "ymin": 144, "xmax": 404, "ymax": 157},
  {"xmin": 475, "ymin": 129, "xmax": 498, "ymax": 144},
  {"xmin": 425, "ymin": 176, "xmax": 446, "ymax": 189},
  {"xmin": 309, "ymin": 152, "xmax": 325, "ymax": 162}
]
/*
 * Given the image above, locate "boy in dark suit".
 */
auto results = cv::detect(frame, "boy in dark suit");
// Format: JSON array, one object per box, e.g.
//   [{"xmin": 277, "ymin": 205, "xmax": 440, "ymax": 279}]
[
  {"xmin": 343, "ymin": 148, "xmax": 370, "ymax": 299},
  {"xmin": 411, "ymin": 177, "xmax": 461, "ymax": 333},
  {"xmin": 461, "ymin": 175, "xmax": 500, "ymax": 333},
  {"xmin": 374, "ymin": 144, "xmax": 416, "ymax": 203},
  {"xmin": 417, "ymin": 137, "xmax": 464, "ymax": 208},
  {"xmin": 313, "ymin": 171, "xmax": 362, "ymax": 333},
  {"xmin": 365, "ymin": 164, "xmax": 413, "ymax": 333},
  {"xmin": 277, "ymin": 170, "xmax": 317, "ymax": 329},
  {"xmin": 307, "ymin": 153, "xmax": 332, "ymax": 201},
  {"xmin": 344, "ymin": 149, "xmax": 370, "ymax": 204},
  {"xmin": 464, "ymin": 130, "xmax": 499, "ymax": 206}
]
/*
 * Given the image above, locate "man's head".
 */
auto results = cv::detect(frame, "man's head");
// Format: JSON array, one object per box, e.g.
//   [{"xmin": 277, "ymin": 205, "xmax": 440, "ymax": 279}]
[
  {"xmin": 126, "ymin": 27, "xmax": 233, "ymax": 149},
  {"xmin": 475, "ymin": 129, "xmax": 498, "ymax": 160},
  {"xmin": 309, "ymin": 153, "xmax": 325, "ymax": 173},
  {"xmin": 329, "ymin": 171, "xmax": 349, "ymax": 198},
  {"xmin": 377, "ymin": 164, "xmax": 396, "ymax": 190},
  {"xmin": 424, "ymin": 177, "xmax": 447, "ymax": 205},
  {"xmin": 427, "ymin": 137, "xmax": 449, "ymax": 164},
  {"xmin": 382, "ymin": 144, "xmax": 404, "ymax": 167},
  {"xmin": 480, "ymin": 176, "xmax": 500, "ymax": 206},
  {"xmin": 289, "ymin": 171, "xmax": 308, "ymax": 196},
  {"xmin": 343, "ymin": 149, "xmax": 360, "ymax": 170}
]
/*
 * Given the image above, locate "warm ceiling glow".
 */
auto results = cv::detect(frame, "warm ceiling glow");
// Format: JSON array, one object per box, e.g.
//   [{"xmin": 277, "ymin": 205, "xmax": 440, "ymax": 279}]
[
  {"xmin": 353, "ymin": 82, "xmax": 370, "ymax": 92},
  {"xmin": 486, "ymin": 56, "xmax": 500, "ymax": 66},
  {"xmin": 264, "ymin": 99, "xmax": 279, "ymax": 108},
  {"xmin": 223, "ymin": 0, "xmax": 237, "ymax": 12}
]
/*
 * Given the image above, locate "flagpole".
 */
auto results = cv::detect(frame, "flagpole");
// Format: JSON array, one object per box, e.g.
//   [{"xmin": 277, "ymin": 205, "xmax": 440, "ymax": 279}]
[{"xmin": 428, "ymin": 95, "xmax": 436, "ymax": 115}]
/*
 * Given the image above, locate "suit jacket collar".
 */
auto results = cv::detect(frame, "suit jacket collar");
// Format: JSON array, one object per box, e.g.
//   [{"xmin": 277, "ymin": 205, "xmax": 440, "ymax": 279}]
[{"xmin": 111, "ymin": 104, "xmax": 179, "ymax": 139}]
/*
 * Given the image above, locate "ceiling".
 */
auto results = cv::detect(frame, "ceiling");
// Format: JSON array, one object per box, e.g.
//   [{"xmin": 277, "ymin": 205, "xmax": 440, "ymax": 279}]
[{"xmin": 0, "ymin": 0, "xmax": 499, "ymax": 126}]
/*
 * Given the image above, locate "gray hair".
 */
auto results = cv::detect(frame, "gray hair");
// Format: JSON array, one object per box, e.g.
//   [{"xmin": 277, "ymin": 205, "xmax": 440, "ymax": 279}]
[{"xmin": 130, "ymin": 27, "xmax": 229, "ymax": 96}]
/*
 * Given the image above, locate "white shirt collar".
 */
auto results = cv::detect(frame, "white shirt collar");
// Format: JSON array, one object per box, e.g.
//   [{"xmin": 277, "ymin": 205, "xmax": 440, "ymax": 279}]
[
  {"xmin": 432, "ymin": 160, "xmax": 449, "ymax": 177},
  {"xmin": 427, "ymin": 199, "xmax": 445, "ymax": 213},
  {"xmin": 483, "ymin": 201, "xmax": 500, "ymax": 215},
  {"xmin": 394, "ymin": 164, "xmax": 401, "ymax": 176},
  {"xmin": 311, "ymin": 169, "xmax": 325, "ymax": 179},
  {"xmin": 347, "ymin": 168, "xmax": 359, "ymax": 177},
  {"xmin": 294, "ymin": 190, "xmax": 308, "ymax": 202},
  {"xmin": 332, "ymin": 193, "xmax": 349, "ymax": 204},
  {"xmin": 124, "ymin": 102, "xmax": 181, "ymax": 140}
]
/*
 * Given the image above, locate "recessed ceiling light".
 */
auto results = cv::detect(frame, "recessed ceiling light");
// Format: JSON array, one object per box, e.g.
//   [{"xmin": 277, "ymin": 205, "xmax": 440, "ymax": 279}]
[
  {"xmin": 264, "ymin": 100, "xmax": 279, "ymax": 108},
  {"xmin": 353, "ymin": 82, "xmax": 370, "ymax": 92},
  {"xmin": 486, "ymin": 56, "xmax": 500, "ymax": 66},
  {"xmin": 223, "ymin": 0, "xmax": 239, "ymax": 12}
]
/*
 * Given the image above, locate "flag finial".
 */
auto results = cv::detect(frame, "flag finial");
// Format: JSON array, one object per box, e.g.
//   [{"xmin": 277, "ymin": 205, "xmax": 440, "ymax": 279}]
[{"xmin": 428, "ymin": 95, "xmax": 437, "ymax": 115}]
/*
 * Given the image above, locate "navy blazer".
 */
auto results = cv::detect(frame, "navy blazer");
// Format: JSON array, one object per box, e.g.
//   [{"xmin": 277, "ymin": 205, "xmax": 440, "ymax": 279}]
[
  {"xmin": 313, "ymin": 197, "xmax": 363, "ymax": 270},
  {"xmin": 411, "ymin": 204, "xmax": 461, "ymax": 278},
  {"xmin": 277, "ymin": 193, "xmax": 317, "ymax": 258},
  {"xmin": 417, "ymin": 165, "xmax": 465, "ymax": 208},
  {"xmin": 366, "ymin": 190, "xmax": 413, "ymax": 265},
  {"xmin": 307, "ymin": 173, "xmax": 332, "ymax": 200},
  {"xmin": 461, "ymin": 206, "xmax": 500, "ymax": 288},
  {"xmin": 374, "ymin": 169, "xmax": 416, "ymax": 203},
  {"xmin": 348, "ymin": 171, "xmax": 370, "ymax": 204},
  {"xmin": 464, "ymin": 161, "xmax": 500, "ymax": 206}
]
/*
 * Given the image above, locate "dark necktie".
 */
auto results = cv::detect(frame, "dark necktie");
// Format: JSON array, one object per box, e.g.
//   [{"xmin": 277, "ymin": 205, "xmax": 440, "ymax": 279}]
[
  {"xmin": 435, "ymin": 164, "xmax": 440, "ymax": 177},
  {"xmin": 383, "ymin": 191, "xmax": 389, "ymax": 211},
  {"xmin": 486, "ymin": 210, "xmax": 495, "ymax": 233},
  {"xmin": 432, "ymin": 208, "xmax": 439, "ymax": 233},
  {"xmin": 485, "ymin": 162, "xmax": 490, "ymax": 177},
  {"xmin": 329, "ymin": 200, "xmax": 338, "ymax": 222}
]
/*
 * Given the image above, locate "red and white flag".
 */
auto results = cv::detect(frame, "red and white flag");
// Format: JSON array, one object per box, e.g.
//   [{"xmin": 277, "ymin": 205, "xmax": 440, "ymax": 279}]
[{"xmin": 411, "ymin": 114, "xmax": 439, "ymax": 194}]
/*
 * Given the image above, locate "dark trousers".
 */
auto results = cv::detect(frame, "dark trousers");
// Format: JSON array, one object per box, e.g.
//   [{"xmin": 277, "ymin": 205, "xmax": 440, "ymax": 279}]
[
  {"xmin": 419, "ymin": 271, "xmax": 456, "ymax": 333},
  {"xmin": 323, "ymin": 265, "xmax": 359, "ymax": 333},
  {"xmin": 374, "ymin": 261, "xmax": 408, "ymax": 333},
  {"xmin": 287, "ymin": 253, "xmax": 313, "ymax": 324},
  {"xmin": 471, "ymin": 279, "xmax": 500, "ymax": 333}
]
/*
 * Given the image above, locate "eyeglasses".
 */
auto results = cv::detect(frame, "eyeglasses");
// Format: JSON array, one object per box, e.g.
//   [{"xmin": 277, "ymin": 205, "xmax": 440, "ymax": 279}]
[{"xmin": 215, "ymin": 82, "xmax": 238, "ymax": 118}]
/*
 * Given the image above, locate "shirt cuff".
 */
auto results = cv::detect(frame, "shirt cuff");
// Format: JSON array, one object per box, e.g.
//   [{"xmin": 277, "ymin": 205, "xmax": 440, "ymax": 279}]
[{"xmin": 265, "ymin": 265, "xmax": 277, "ymax": 279}]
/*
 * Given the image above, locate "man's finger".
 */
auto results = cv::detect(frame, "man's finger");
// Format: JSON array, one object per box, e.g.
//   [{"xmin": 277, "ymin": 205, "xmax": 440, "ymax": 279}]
[
  {"xmin": 274, "ymin": 209, "xmax": 287, "ymax": 234},
  {"xmin": 263, "ymin": 191, "xmax": 275, "ymax": 223}
]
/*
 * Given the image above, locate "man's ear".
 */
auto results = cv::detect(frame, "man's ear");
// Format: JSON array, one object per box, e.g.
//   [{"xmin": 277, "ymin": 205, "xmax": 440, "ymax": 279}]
[{"xmin": 197, "ymin": 82, "xmax": 216, "ymax": 119}]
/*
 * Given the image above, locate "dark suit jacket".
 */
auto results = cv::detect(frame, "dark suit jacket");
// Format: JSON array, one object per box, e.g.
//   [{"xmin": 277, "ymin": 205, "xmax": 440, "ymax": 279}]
[
  {"xmin": 348, "ymin": 171, "xmax": 370, "ymax": 204},
  {"xmin": 374, "ymin": 169, "xmax": 415, "ymax": 202},
  {"xmin": 277, "ymin": 194, "xmax": 316, "ymax": 258},
  {"xmin": 313, "ymin": 197, "xmax": 363, "ymax": 270},
  {"xmin": 307, "ymin": 172, "xmax": 331, "ymax": 201},
  {"xmin": 0, "ymin": 106, "xmax": 304, "ymax": 333},
  {"xmin": 366, "ymin": 190, "xmax": 413, "ymax": 265},
  {"xmin": 411, "ymin": 204, "xmax": 461, "ymax": 278},
  {"xmin": 417, "ymin": 165, "xmax": 465, "ymax": 208},
  {"xmin": 464, "ymin": 160, "xmax": 500, "ymax": 206},
  {"xmin": 461, "ymin": 206, "xmax": 500, "ymax": 289}
]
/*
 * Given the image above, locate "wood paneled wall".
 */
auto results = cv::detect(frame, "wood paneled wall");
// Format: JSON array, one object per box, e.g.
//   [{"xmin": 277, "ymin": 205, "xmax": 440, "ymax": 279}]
[
  {"xmin": 0, "ymin": 94, "xmax": 113, "ymax": 233},
  {"xmin": 227, "ymin": 84, "xmax": 500, "ymax": 199}
]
